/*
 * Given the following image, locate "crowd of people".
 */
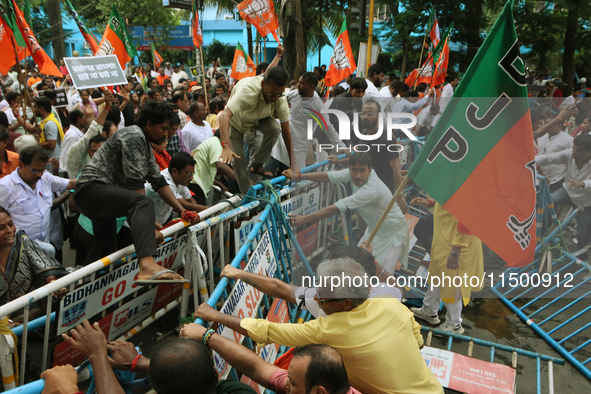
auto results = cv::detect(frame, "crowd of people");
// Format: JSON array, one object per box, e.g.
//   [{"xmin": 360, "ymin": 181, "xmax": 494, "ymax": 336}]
[{"xmin": 1, "ymin": 50, "xmax": 590, "ymax": 393}]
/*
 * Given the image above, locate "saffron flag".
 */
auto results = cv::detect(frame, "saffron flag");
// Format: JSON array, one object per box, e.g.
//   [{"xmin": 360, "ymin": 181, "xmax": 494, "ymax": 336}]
[
  {"xmin": 324, "ymin": 20, "xmax": 356, "ymax": 88},
  {"xmin": 192, "ymin": 0, "xmax": 203, "ymax": 48},
  {"xmin": 430, "ymin": 38, "xmax": 449, "ymax": 87},
  {"xmin": 237, "ymin": 0, "xmax": 280, "ymax": 44},
  {"xmin": 0, "ymin": 12, "xmax": 17, "ymax": 74},
  {"xmin": 428, "ymin": 10, "xmax": 440, "ymax": 48},
  {"xmin": 65, "ymin": 0, "xmax": 100, "ymax": 54},
  {"xmin": 96, "ymin": 5, "xmax": 138, "ymax": 67},
  {"xmin": 11, "ymin": 0, "xmax": 62, "ymax": 77},
  {"xmin": 407, "ymin": 0, "xmax": 536, "ymax": 267},
  {"xmin": 151, "ymin": 43, "xmax": 163, "ymax": 68},
  {"xmin": 231, "ymin": 42, "xmax": 255, "ymax": 80}
]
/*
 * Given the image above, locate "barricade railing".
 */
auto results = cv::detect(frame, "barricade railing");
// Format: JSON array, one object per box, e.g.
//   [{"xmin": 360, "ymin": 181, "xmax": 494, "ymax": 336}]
[{"xmin": 421, "ymin": 326, "xmax": 565, "ymax": 393}]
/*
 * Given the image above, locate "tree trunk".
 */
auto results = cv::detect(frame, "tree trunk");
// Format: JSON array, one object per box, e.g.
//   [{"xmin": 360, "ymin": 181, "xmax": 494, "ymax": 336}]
[
  {"xmin": 46, "ymin": 0, "xmax": 66, "ymax": 61},
  {"xmin": 247, "ymin": 23, "xmax": 254, "ymax": 64},
  {"xmin": 465, "ymin": 1, "xmax": 482, "ymax": 66},
  {"xmin": 400, "ymin": 40, "xmax": 409, "ymax": 78},
  {"xmin": 562, "ymin": 3, "xmax": 578, "ymax": 97}
]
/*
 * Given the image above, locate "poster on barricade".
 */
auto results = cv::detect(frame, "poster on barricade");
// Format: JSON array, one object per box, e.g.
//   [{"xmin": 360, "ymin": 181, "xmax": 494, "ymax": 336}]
[
  {"xmin": 213, "ymin": 231, "xmax": 278, "ymax": 376},
  {"xmin": 240, "ymin": 298, "xmax": 290, "ymax": 393},
  {"xmin": 37, "ymin": 88, "xmax": 69, "ymax": 108},
  {"xmin": 421, "ymin": 346, "xmax": 516, "ymax": 393},
  {"xmin": 56, "ymin": 235, "xmax": 189, "ymax": 335},
  {"xmin": 63, "ymin": 55, "xmax": 128, "ymax": 89},
  {"xmin": 234, "ymin": 187, "xmax": 320, "ymax": 252},
  {"xmin": 53, "ymin": 281, "xmax": 184, "ymax": 367}
]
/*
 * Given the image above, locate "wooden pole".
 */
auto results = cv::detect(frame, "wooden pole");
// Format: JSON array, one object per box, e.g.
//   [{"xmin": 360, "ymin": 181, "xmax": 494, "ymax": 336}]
[
  {"xmin": 9, "ymin": 36, "xmax": 29, "ymax": 121},
  {"xmin": 365, "ymin": 176, "xmax": 410, "ymax": 247},
  {"xmin": 417, "ymin": 33, "xmax": 428, "ymax": 70},
  {"xmin": 411, "ymin": 51, "xmax": 435, "ymax": 89},
  {"xmin": 365, "ymin": 0, "xmax": 376, "ymax": 72}
]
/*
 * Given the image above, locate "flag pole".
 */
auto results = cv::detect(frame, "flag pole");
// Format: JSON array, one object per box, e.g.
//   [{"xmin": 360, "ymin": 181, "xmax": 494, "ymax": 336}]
[
  {"xmin": 411, "ymin": 51, "xmax": 434, "ymax": 89},
  {"xmin": 365, "ymin": 176, "xmax": 410, "ymax": 247},
  {"xmin": 365, "ymin": 0, "xmax": 375, "ymax": 72}
]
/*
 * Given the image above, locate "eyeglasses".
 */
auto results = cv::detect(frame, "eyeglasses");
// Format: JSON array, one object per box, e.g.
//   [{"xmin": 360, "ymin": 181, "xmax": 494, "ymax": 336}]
[
  {"xmin": 184, "ymin": 171, "xmax": 195, "ymax": 179},
  {"xmin": 317, "ymin": 290, "xmax": 343, "ymax": 304},
  {"xmin": 268, "ymin": 92, "xmax": 285, "ymax": 98},
  {"xmin": 360, "ymin": 111, "xmax": 376, "ymax": 117},
  {"xmin": 27, "ymin": 165, "xmax": 46, "ymax": 175}
]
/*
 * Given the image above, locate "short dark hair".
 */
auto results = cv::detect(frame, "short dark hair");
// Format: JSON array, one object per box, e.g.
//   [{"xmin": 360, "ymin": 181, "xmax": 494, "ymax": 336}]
[
  {"xmin": 0, "ymin": 112, "xmax": 7, "ymax": 128},
  {"xmin": 102, "ymin": 121, "xmax": 115, "ymax": 134},
  {"xmin": 209, "ymin": 97, "xmax": 225, "ymax": 113},
  {"xmin": 149, "ymin": 338, "xmax": 217, "ymax": 394},
  {"xmin": 148, "ymin": 77, "xmax": 158, "ymax": 86},
  {"xmin": 404, "ymin": 89, "xmax": 419, "ymax": 98},
  {"xmin": 20, "ymin": 146, "xmax": 49, "ymax": 165},
  {"xmin": 417, "ymin": 82, "xmax": 428, "ymax": 92},
  {"xmin": 446, "ymin": 74, "xmax": 458, "ymax": 83},
  {"xmin": 573, "ymin": 83, "xmax": 584, "ymax": 92},
  {"xmin": 349, "ymin": 152, "xmax": 372, "ymax": 168},
  {"xmin": 367, "ymin": 64, "xmax": 386, "ymax": 79},
  {"xmin": 390, "ymin": 80, "xmax": 403, "ymax": 91},
  {"xmin": 574, "ymin": 134, "xmax": 591, "ymax": 151},
  {"xmin": 187, "ymin": 101, "xmax": 202, "ymax": 115},
  {"xmin": 256, "ymin": 62, "xmax": 269, "ymax": 76},
  {"xmin": 34, "ymin": 96, "xmax": 52, "ymax": 112},
  {"xmin": 6, "ymin": 92, "xmax": 20, "ymax": 104},
  {"xmin": 179, "ymin": 78, "xmax": 188, "ymax": 84},
  {"xmin": 0, "ymin": 125, "xmax": 9, "ymax": 142},
  {"xmin": 88, "ymin": 135, "xmax": 107, "ymax": 148},
  {"xmin": 363, "ymin": 99, "xmax": 381, "ymax": 113},
  {"xmin": 263, "ymin": 66, "xmax": 289, "ymax": 87},
  {"xmin": 215, "ymin": 73, "xmax": 224, "ymax": 81},
  {"xmin": 171, "ymin": 90, "xmax": 187, "ymax": 107},
  {"xmin": 106, "ymin": 106, "xmax": 121, "ymax": 125},
  {"xmin": 43, "ymin": 89, "xmax": 57, "ymax": 101},
  {"xmin": 148, "ymin": 89, "xmax": 160, "ymax": 98},
  {"xmin": 36, "ymin": 82, "xmax": 48, "ymax": 91},
  {"xmin": 349, "ymin": 77, "xmax": 368, "ymax": 91},
  {"xmin": 328, "ymin": 246, "xmax": 375, "ymax": 277},
  {"xmin": 137, "ymin": 101, "xmax": 176, "ymax": 128},
  {"xmin": 69, "ymin": 109, "xmax": 85, "ymax": 125},
  {"xmin": 300, "ymin": 71, "xmax": 318, "ymax": 87},
  {"xmin": 169, "ymin": 152, "xmax": 196, "ymax": 172},
  {"xmin": 292, "ymin": 344, "xmax": 350, "ymax": 394}
]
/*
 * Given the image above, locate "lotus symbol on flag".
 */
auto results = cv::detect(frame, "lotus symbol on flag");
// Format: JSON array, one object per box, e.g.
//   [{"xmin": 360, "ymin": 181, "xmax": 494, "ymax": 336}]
[
  {"xmin": 96, "ymin": 39, "xmax": 114, "ymax": 56},
  {"xmin": 236, "ymin": 55, "xmax": 248, "ymax": 73},
  {"xmin": 244, "ymin": 0, "xmax": 273, "ymax": 27},
  {"xmin": 332, "ymin": 39, "xmax": 350, "ymax": 71},
  {"xmin": 506, "ymin": 161, "xmax": 537, "ymax": 250}
]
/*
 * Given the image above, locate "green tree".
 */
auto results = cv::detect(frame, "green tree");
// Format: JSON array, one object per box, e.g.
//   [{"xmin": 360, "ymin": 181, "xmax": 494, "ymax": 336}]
[{"xmin": 205, "ymin": 39, "xmax": 235, "ymax": 67}]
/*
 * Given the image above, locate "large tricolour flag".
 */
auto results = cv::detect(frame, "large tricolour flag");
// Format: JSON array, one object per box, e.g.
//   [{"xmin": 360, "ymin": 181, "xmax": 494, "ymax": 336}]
[
  {"xmin": 96, "ymin": 5, "xmax": 138, "ymax": 67},
  {"xmin": 407, "ymin": 0, "xmax": 536, "ymax": 267},
  {"xmin": 0, "ymin": 12, "xmax": 17, "ymax": 74},
  {"xmin": 430, "ymin": 38, "xmax": 449, "ymax": 87},
  {"xmin": 324, "ymin": 20, "xmax": 356, "ymax": 88},
  {"xmin": 237, "ymin": 0, "xmax": 280, "ymax": 44}
]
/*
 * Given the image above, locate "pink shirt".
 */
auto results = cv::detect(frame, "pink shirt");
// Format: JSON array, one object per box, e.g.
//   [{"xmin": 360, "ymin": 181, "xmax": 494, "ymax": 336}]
[{"xmin": 268, "ymin": 369, "xmax": 362, "ymax": 394}]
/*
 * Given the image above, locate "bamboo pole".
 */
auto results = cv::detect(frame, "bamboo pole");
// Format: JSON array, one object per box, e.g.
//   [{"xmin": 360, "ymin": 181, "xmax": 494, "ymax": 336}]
[
  {"xmin": 365, "ymin": 176, "xmax": 410, "ymax": 247},
  {"xmin": 199, "ymin": 46, "xmax": 208, "ymax": 107},
  {"xmin": 365, "ymin": 0, "xmax": 375, "ymax": 72}
]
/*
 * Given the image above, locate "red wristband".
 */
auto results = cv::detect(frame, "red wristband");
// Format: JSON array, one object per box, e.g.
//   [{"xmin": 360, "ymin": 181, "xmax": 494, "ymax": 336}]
[
  {"xmin": 221, "ymin": 141, "xmax": 230, "ymax": 147},
  {"xmin": 130, "ymin": 354, "xmax": 142, "ymax": 373}
]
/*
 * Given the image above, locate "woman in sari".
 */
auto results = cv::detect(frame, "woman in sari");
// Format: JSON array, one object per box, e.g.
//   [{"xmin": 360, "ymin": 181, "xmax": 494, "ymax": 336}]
[
  {"xmin": 0, "ymin": 207, "xmax": 66, "ymax": 305},
  {"xmin": 74, "ymin": 90, "xmax": 100, "ymax": 122}
]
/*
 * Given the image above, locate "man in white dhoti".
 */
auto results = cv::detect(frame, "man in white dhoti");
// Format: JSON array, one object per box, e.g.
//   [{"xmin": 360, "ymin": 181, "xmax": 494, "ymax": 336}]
[{"xmin": 286, "ymin": 152, "xmax": 409, "ymax": 273}]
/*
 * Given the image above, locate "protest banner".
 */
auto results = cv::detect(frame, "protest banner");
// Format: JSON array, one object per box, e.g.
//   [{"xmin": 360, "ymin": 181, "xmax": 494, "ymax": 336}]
[
  {"xmin": 37, "ymin": 88, "xmax": 69, "ymax": 108},
  {"xmin": 63, "ymin": 55, "xmax": 127, "ymax": 89}
]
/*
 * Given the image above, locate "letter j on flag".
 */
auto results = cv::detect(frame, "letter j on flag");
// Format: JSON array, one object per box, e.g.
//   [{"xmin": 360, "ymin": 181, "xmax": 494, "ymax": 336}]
[{"xmin": 407, "ymin": 0, "xmax": 536, "ymax": 267}]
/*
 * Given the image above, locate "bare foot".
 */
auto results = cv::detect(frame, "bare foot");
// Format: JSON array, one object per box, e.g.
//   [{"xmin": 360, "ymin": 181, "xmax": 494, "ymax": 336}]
[{"xmin": 137, "ymin": 257, "xmax": 183, "ymax": 281}]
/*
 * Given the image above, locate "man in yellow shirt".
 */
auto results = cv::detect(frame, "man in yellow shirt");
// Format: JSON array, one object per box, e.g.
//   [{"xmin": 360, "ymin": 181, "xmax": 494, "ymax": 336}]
[
  {"xmin": 195, "ymin": 258, "xmax": 443, "ymax": 394},
  {"xmin": 217, "ymin": 67, "xmax": 297, "ymax": 193}
]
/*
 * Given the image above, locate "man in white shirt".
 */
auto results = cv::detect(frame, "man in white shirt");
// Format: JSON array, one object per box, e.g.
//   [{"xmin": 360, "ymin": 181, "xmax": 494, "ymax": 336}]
[
  {"xmin": 364, "ymin": 64, "xmax": 386, "ymax": 98},
  {"xmin": 439, "ymin": 74, "xmax": 459, "ymax": 112},
  {"xmin": 181, "ymin": 101, "xmax": 213, "ymax": 152},
  {"xmin": 559, "ymin": 83, "xmax": 583, "ymax": 111},
  {"xmin": 390, "ymin": 89, "xmax": 434, "ymax": 129},
  {"xmin": 536, "ymin": 134, "xmax": 591, "ymax": 258},
  {"xmin": 145, "ymin": 152, "xmax": 205, "ymax": 225},
  {"xmin": 415, "ymin": 104, "xmax": 440, "ymax": 138},
  {"xmin": 287, "ymin": 72, "xmax": 345, "ymax": 169},
  {"xmin": 0, "ymin": 146, "xmax": 76, "ymax": 255},
  {"xmin": 537, "ymin": 127, "xmax": 574, "ymax": 191},
  {"xmin": 163, "ymin": 62, "xmax": 173, "ymax": 77},
  {"xmin": 60, "ymin": 109, "xmax": 89, "ymax": 174},
  {"xmin": 379, "ymin": 80, "xmax": 402, "ymax": 98},
  {"xmin": 171, "ymin": 63, "xmax": 189, "ymax": 89}
]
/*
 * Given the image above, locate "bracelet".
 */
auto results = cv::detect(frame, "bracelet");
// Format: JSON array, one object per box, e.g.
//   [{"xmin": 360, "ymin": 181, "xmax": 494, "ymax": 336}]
[
  {"xmin": 296, "ymin": 172, "xmax": 302, "ymax": 181},
  {"xmin": 428, "ymin": 199, "xmax": 435, "ymax": 208},
  {"xmin": 104, "ymin": 107, "xmax": 111, "ymax": 111},
  {"xmin": 221, "ymin": 141, "xmax": 230, "ymax": 147},
  {"xmin": 130, "ymin": 354, "xmax": 142, "ymax": 372},
  {"xmin": 202, "ymin": 328, "xmax": 215, "ymax": 345}
]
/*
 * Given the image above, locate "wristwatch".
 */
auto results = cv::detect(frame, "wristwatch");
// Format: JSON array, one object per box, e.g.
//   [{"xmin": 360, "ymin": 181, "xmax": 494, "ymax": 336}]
[{"xmin": 451, "ymin": 250, "xmax": 460, "ymax": 257}]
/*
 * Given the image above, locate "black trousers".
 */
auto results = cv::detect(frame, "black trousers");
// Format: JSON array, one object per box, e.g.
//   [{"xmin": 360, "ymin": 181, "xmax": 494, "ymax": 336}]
[
  {"xmin": 74, "ymin": 222, "xmax": 133, "ymax": 266},
  {"xmin": 73, "ymin": 182, "xmax": 157, "ymax": 263},
  {"xmin": 414, "ymin": 212, "xmax": 434, "ymax": 254}
]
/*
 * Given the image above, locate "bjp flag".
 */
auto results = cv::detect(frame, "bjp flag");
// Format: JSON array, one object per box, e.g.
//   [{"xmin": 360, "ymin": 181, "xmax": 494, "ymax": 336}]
[
  {"xmin": 96, "ymin": 5, "xmax": 138, "ymax": 67},
  {"xmin": 231, "ymin": 42, "xmax": 255, "ymax": 80},
  {"xmin": 237, "ymin": 0, "xmax": 280, "ymax": 43}
]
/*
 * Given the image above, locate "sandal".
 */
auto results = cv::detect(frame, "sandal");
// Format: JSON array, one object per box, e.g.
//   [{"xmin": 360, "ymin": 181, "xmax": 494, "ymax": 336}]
[{"xmin": 250, "ymin": 164, "xmax": 273, "ymax": 177}]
